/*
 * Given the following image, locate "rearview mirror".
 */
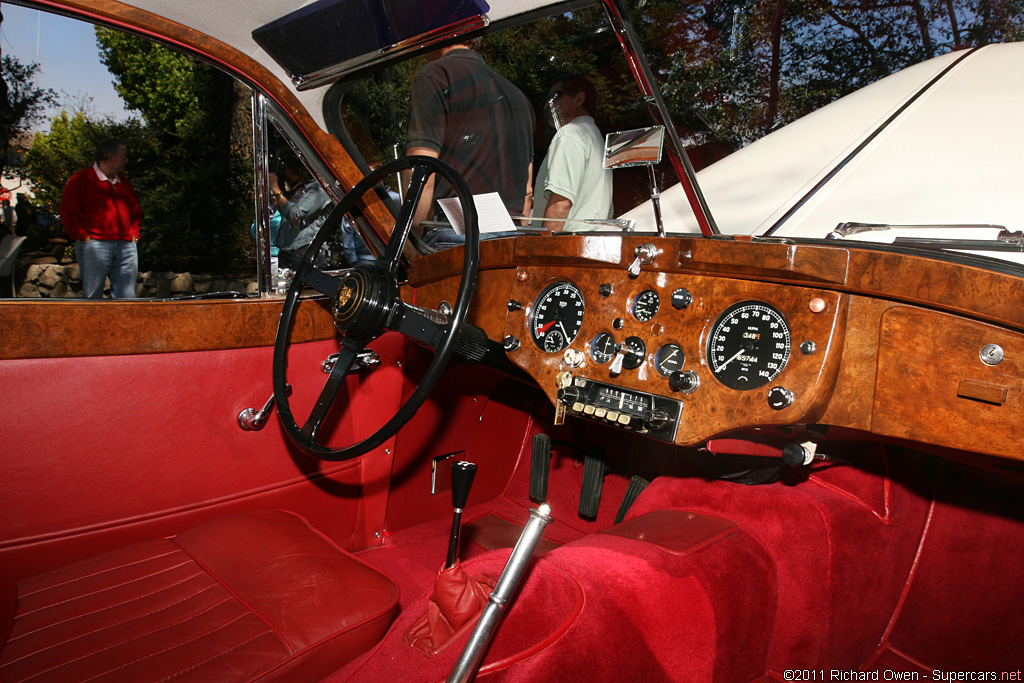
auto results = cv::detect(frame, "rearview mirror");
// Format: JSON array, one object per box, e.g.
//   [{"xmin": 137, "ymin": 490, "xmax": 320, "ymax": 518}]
[{"xmin": 604, "ymin": 126, "xmax": 665, "ymax": 169}]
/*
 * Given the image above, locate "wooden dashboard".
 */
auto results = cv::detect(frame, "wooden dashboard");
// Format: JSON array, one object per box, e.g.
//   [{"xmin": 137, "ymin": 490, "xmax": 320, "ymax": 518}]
[{"xmin": 410, "ymin": 234, "xmax": 1024, "ymax": 463}]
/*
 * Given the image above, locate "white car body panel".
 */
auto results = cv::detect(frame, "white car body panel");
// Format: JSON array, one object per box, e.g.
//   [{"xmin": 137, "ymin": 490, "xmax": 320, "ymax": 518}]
[{"xmin": 626, "ymin": 43, "xmax": 1024, "ymax": 262}]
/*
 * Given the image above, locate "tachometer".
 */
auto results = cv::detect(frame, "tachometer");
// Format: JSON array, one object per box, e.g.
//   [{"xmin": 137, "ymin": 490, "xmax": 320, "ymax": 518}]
[
  {"xmin": 530, "ymin": 281, "xmax": 585, "ymax": 353},
  {"xmin": 707, "ymin": 301, "xmax": 791, "ymax": 390}
]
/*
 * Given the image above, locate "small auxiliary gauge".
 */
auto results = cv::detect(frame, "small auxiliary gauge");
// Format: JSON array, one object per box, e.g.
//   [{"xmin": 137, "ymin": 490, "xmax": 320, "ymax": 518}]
[
  {"xmin": 654, "ymin": 344, "xmax": 685, "ymax": 376},
  {"xmin": 590, "ymin": 332, "xmax": 617, "ymax": 364},
  {"xmin": 632, "ymin": 290, "xmax": 660, "ymax": 322}
]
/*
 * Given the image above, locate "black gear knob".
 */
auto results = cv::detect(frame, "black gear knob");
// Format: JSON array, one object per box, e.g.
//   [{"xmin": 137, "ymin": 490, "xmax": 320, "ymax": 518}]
[{"xmin": 451, "ymin": 461, "xmax": 478, "ymax": 510}]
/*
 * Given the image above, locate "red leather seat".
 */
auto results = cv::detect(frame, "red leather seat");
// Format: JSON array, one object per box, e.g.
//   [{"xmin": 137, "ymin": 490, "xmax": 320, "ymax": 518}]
[{"xmin": 0, "ymin": 510, "xmax": 398, "ymax": 682}]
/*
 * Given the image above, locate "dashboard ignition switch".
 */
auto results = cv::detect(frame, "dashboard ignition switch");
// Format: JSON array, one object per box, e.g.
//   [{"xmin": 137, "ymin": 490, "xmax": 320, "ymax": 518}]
[{"xmin": 669, "ymin": 370, "xmax": 700, "ymax": 394}]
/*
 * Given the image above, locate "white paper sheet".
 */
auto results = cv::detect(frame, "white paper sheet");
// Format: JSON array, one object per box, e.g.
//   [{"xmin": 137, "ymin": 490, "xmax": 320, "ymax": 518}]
[{"xmin": 437, "ymin": 192, "xmax": 517, "ymax": 235}]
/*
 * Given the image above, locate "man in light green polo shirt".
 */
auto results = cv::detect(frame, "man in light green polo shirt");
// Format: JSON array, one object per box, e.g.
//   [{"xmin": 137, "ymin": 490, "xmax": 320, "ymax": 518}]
[{"xmin": 533, "ymin": 75, "xmax": 614, "ymax": 232}]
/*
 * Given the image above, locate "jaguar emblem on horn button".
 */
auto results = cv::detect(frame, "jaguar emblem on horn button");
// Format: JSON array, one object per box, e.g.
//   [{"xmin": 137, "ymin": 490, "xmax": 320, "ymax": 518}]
[{"xmin": 337, "ymin": 284, "xmax": 354, "ymax": 308}]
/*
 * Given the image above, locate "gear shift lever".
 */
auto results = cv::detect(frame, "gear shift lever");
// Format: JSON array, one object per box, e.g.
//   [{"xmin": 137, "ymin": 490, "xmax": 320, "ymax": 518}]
[{"xmin": 446, "ymin": 461, "xmax": 477, "ymax": 569}]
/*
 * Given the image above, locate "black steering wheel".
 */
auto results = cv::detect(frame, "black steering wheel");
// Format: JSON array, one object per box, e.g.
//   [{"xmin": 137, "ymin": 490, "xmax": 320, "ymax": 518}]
[{"xmin": 273, "ymin": 156, "xmax": 479, "ymax": 460}]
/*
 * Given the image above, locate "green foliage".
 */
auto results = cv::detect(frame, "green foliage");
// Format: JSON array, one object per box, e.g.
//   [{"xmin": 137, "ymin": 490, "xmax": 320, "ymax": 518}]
[
  {"xmin": 630, "ymin": 0, "xmax": 1024, "ymax": 150},
  {"xmin": 94, "ymin": 28, "xmax": 252, "ymax": 272},
  {"xmin": 23, "ymin": 111, "xmax": 157, "ymax": 248},
  {"xmin": 24, "ymin": 29, "xmax": 253, "ymax": 272},
  {"xmin": 0, "ymin": 55, "xmax": 59, "ymax": 179}
]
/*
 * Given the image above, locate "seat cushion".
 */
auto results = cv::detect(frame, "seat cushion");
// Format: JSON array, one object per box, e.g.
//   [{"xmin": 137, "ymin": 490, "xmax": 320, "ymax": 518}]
[{"xmin": 0, "ymin": 510, "xmax": 398, "ymax": 682}]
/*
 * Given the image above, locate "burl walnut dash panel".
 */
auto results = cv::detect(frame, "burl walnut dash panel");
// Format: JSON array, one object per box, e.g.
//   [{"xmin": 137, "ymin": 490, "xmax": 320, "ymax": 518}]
[
  {"xmin": 503, "ymin": 266, "xmax": 846, "ymax": 447},
  {"xmin": 873, "ymin": 306, "xmax": 1024, "ymax": 460}
]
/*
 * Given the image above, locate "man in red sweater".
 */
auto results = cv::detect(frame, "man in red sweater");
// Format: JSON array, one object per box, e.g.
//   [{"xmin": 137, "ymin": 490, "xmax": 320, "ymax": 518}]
[{"xmin": 60, "ymin": 138, "xmax": 143, "ymax": 298}]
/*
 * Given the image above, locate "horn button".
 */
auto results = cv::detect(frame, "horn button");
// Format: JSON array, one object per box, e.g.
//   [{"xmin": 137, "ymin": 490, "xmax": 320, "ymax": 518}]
[{"xmin": 333, "ymin": 266, "xmax": 398, "ymax": 339}]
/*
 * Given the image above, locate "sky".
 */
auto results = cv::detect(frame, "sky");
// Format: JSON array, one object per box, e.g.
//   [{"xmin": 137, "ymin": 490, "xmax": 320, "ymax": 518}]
[{"xmin": 1, "ymin": 4, "xmax": 132, "ymax": 128}]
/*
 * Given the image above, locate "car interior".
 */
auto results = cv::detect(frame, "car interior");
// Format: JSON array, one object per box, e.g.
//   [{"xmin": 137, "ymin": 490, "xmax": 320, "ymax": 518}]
[{"xmin": 1, "ymin": 0, "xmax": 1022, "ymax": 681}]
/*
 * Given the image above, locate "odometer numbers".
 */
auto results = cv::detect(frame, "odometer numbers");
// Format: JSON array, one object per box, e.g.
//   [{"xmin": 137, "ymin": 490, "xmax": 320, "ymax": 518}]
[
  {"xmin": 707, "ymin": 301, "xmax": 791, "ymax": 390},
  {"xmin": 530, "ymin": 281, "xmax": 585, "ymax": 353}
]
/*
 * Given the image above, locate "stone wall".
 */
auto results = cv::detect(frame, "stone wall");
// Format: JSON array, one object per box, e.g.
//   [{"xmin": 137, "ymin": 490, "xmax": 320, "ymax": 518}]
[{"xmin": 18, "ymin": 263, "xmax": 258, "ymax": 298}]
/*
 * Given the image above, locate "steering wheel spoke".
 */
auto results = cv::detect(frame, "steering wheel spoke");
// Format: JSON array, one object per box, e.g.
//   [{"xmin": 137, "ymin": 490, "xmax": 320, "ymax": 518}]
[
  {"xmin": 380, "ymin": 165, "xmax": 431, "ymax": 274},
  {"xmin": 300, "ymin": 267, "xmax": 344, "ymax": 298},
  {"xmin": 391, "ymin": 301, "xmax": 449, "ymax": 349},
  {"xmin": 273, "ymin": 155, "xmax": 479, "ymax": 461},
  {"xmin": 301, "ymin": 343, "xmax": 361, "ymax": 444}
]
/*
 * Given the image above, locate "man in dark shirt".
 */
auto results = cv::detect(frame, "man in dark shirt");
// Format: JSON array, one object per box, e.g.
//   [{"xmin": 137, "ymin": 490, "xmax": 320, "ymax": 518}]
[{"xmin": 406, "ymin": 39, "xmax": 535, "ymax": 243}]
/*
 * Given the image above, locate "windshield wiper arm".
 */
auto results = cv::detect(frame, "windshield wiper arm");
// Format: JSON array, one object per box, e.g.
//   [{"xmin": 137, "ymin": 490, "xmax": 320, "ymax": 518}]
[
  {"xmin": 828, "ymin": 221, "xmax": 1008, "ymax": 238},
  {"xmin": 827, "ymin": 222, "xmax": 1023, "ymax": 252}
]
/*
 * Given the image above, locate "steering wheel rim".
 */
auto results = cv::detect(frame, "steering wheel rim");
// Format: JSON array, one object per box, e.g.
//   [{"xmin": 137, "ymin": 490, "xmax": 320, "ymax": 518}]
[{"xmin": 272, "ymin": 156, "xmax": 479, "ymax": 461}]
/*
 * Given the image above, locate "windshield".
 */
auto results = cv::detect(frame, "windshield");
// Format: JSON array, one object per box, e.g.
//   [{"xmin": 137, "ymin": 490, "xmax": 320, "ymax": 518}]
[{"xmin": 329, "ymin": 0, "xmax": 1024, "ymax": 252}]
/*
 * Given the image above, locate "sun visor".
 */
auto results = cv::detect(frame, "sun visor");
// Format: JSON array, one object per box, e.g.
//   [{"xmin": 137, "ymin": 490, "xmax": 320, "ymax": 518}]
[{"xmin": 253, "ymin": 0, "xmax": 490, "ymax": 89}]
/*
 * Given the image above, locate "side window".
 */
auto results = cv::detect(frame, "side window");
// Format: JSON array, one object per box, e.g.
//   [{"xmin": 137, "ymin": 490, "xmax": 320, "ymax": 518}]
[
  {"xmin": 5, "ymin": 8, "xmax": 257, "ymax": 299},
  {"xmin": 262, "ymin": 125, "xmax": 340, "ymax": 275}
]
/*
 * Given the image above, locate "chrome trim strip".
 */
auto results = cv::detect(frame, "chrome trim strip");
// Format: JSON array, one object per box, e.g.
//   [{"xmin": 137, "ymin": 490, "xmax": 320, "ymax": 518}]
[
  {"xmin": 252, "ymin": 92, "xmax": 273, "ymax": 295},
  {"xmin": 292, "ymin": 15, "xmax": 490, "ymax": 91}
]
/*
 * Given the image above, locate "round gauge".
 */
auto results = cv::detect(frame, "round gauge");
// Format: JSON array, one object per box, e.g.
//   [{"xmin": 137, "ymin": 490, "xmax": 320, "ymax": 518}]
[
  {"xmin": 632, "ymin": 290, "xmax": 660, "ymax": 322},
  {"xmin": 590, "ymin": 332, "xmax": 617, "ymax": 364},
  {"xmin": 622, "ymin": 336, "xmax": 647, "ymax": 370},
  {"xmin": 707, "ymin": 301, "xmax": 791, "ymax": 390},
  {"xmin": 530, "ymin": 281, "xmax": 585, "ymax": 353},
  {"xmin": 654, "ymin": 344, "xmax": 685, "ymax": 376}
]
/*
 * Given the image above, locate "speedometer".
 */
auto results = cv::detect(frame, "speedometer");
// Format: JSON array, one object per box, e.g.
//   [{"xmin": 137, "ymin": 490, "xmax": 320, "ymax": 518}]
[
  {"xmin": 707, "ymin": 301, "xmax": 791, "ymax": 390},
  {"xmin": 530, "ymin": 281, "xmax": 585, "ymax": 353}
]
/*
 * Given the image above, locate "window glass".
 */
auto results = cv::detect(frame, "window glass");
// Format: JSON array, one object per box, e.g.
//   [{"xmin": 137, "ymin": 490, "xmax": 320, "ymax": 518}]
[
  {"xmin": 335, "ymin": 5, "xmax": 669, "ymax": 243},
  {"xmin": 6, "ymin": 9, "xmax": 258, "ymax": 298},
  {"xmin": 331, "ymin": 0, "xmax": 1024, "ymax": 243}
]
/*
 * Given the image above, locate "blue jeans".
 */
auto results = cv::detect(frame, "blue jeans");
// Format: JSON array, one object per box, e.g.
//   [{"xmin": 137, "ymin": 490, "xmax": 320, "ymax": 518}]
[{"xmin": 75, "ymin": 239, "xmax": 138, "ymax": 298}]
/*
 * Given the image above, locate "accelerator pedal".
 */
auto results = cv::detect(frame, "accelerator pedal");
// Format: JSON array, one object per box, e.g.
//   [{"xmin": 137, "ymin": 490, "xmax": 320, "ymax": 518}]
[
  {"xmin": 614, "ymin": 475, "xmax": 651, "ymax": 524},
  {"xmin": 529, "ymin": 433, "xmax": 552, "ymax": 503},
  {"xmin": 578, "ymin": 448, "xmax": 606, "ymax": 520}
]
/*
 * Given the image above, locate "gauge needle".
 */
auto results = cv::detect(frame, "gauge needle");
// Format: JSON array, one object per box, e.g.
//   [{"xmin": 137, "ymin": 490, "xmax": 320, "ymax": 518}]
[
  {"xmin": 538, "ymin": 320, "xmax": 557, "ymax": 334},
  {"xmin": 717, "ymin": 347, "xmax": 746, "ymax": 371},
  {"xmin": 557, "ymin": 320, "xmax": 570, "ymax": 339}
]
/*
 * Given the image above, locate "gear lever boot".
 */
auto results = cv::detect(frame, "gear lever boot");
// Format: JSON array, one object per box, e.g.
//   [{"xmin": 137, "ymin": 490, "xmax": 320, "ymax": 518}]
[{"xmin": 404, "ymin": 560, "xmax": 496, "ymax": 654}]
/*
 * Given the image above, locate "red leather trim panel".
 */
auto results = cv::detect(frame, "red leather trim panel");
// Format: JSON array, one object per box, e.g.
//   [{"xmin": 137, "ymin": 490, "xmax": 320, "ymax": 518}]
[
  {"xmin": 1, "ymin": 334, "xmax": 405, "ymax": 579},
  {"xmin": 0, "ymin": 511, "xmax": 398, "ymax": 683}
]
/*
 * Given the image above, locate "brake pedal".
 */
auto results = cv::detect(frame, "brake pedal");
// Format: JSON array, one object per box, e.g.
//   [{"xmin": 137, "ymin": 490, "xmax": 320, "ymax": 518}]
[
  {"xmin": 578, "ymin": 448, "xmax": 605, "ymax": 520},
  {"xmin": 614, "ymin": 475, "xmax": 651, "ymax": 524},
  {"xmin": 529, "ymin": 433, "xmax": 551, "ymax": 503}
]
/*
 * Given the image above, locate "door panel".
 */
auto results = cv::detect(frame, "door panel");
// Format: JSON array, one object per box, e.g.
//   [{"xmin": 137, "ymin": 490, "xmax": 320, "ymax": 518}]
[{"xmin": 0, "ymin": 331, "xmax": 406, "ymax": 580}]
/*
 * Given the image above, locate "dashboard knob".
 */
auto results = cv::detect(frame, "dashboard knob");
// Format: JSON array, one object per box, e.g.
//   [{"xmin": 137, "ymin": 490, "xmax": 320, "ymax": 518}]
[
  {"xmin": 782, "ymin": 443, "xmax": 812, "ymax": 467},
  {"xmin": 643, "ymin": 408, "xmax": 670, "ymax": 430},
  {"xmin": 503, "ymin": 335, "xmax": 521, "ymax": 352},
  {"xmin": 669, "ymin": 370, "xmax": 700, "ymax": 394},
  {"xmin": 767, "ymin": 386, "xmax": 794, "ymax": 410},
  {"xmin": 557, "ymin": 386, "xmax": 581, "ymax": 406},
  {"xmin": 671, "ymin": 288, "xmax": 693, "ymax": 309},
  {"xmin": 507, "ymin": 300, "xmax": 523, "ymax": 311}
]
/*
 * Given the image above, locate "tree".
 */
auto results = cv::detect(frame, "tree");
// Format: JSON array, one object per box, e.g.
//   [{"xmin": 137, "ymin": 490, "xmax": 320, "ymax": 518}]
[
  {"xmin": 0, "ymin": 55, "xmax": 59, "ymax": 180},
  {"xmin": 92, "ymin": 28, "xmax": 253, "ymax": 272}
]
